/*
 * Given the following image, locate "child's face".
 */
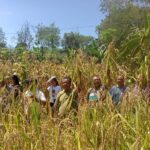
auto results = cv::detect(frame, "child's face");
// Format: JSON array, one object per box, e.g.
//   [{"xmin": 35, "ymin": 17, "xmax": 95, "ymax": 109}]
[{"xmin": 51, "ymin": 80, "xmax": 56, "ymax": 86}]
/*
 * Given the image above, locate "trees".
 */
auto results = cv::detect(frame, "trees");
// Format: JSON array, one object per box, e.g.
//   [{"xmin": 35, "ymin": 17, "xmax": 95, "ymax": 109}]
[
  {"xmin": 16, "ymin": 23, "xmax": 33, "ymax": 50},
  {"xmin": 0, "ymin": 27, "xmax": 6, "ymax": 48},
  {"xmin": 35, "ymin": 23, "xmax": 60, "ymax": 49},
  {"xmin": 62, "ymin": 32, "xmax": 94, "ymax": 50},
  {"xmin": 117, "ymin": 14, "xmax": 150, "ymax": 84},
  {"xmin": 99, "ymin": 0, "xmax": 129, "ymax": 14},
  {"xmin": 96, "ymin": 0, "xmax": 150, "ymax": 85},
  {"xmin": 97, "ymin": 0, "xmax": 150, "ymax": 48},
  {"xmin": 62, "ymin": 32, "xmax": 80, "ymax": 50},
  {"xmin": 119, "ymin": 15, "xmax": 150, "ymax": 64},
  {"xmin": 99, "ymin": 0, "xmax": 150, "ymax": 14}
]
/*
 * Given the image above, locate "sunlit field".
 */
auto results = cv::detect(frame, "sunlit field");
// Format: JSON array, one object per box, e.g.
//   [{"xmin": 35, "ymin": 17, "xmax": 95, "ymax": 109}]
[
  {"xmin": 0, "ymin": 0, "xmax": 150, "ymax": 149},
  {"xmin": 0, "ymin": 51, "xmax": 149, "ymax": 150}
]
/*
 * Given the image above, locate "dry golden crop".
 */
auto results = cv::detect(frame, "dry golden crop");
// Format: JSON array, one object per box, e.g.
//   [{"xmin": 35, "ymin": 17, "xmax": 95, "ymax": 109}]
[{"xmin": 0, "ymin": 53, "xmax": 150, "ymax": 149}]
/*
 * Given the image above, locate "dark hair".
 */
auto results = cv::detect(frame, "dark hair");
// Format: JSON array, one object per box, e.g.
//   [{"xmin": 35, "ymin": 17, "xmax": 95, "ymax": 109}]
[
  {"xmin": 12, "ymin": 75, "xmax": 20, "ymax": 85},
  {"xmin": 63, "ymin": 76, "xmax": 71, "ymax": 83},
  {"xmin": 52, "ymin": 78, "xmax": 59, "ymax": 86}
]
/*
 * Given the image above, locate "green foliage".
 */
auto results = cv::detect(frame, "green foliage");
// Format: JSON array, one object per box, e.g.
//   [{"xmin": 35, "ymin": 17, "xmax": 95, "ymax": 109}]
[
  {"xmin": 99, "ymin": 0, "xmax": 130, "ymax": 14},
  {"xmin": 29, "ymin": 102, "xmax": 40, "ymax": 126},
  {"xmin": 118, "ymin": 14, "xmax": 150, "ymax": 83},
  {"xmin": 119, "ymin": 14, "xmax": 150, "ymax": 61},
  {"xmin": 15, "ymin": 43, "xmax": 27, "ymax": 54},
  {"xmin": 0, "ymin": 48, "xmax": 12, "ymax": 60},
  {"xmin": 100, "ymin": 28, "xmax": 117, "ymax": 44},
  {"xmin": 62, "ymin": 32, "xmax": 81, "ymax": 50},
  {"xmin": 84, "ymin": 40, "xmax": 106, "ymax": 63},
  {"xmin": 32, "ymin": 47, "xmax": 46, "ymax": 61},
  {"xmin": 62, "ymin": 32, "xmax": 94, "ymax": 50},
  {"xmin": 35, "ymin": 23, "xmax": 60, "ymax": 49},
  {"xmin": 97, "ymin": 0, "xmax": 150, "ymax": 48}
]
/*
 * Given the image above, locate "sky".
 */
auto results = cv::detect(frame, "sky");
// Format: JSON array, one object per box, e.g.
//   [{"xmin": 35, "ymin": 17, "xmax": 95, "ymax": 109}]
[{"xmin": 0, "ymin": 0, "xmax": 104, "ymax": 47}]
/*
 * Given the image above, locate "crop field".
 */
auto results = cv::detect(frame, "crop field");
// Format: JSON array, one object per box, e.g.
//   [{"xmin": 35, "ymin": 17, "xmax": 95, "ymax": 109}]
[
  {"xmin": 0, "ymin": 0, "xmax": 150, "ymax": 149},
  {"xmin": 0, "ymin": 51, "xmax": 149, "ymax": 150}
]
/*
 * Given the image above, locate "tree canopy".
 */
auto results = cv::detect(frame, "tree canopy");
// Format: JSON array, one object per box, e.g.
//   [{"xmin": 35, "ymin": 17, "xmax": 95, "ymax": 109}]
[
  {"xmin": 97, "ymin": 0, "xmax": 150, "ymax": 48},
  {"xmin": 35, "ymin": 23, "xmax": 60, "ymax": 49}
]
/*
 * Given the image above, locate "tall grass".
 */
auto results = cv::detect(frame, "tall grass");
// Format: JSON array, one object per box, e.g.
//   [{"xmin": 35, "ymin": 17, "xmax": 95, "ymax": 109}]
[
  {"xmin": 0, "ymin": 55, "xmax": 150, "ymax": 149},
  {"xmin": 0, "ymin": 97, "xmax": 149, "ymax": 149}
]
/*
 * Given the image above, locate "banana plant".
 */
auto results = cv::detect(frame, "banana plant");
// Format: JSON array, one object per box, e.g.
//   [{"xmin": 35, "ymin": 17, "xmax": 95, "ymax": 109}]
[
  {"xmin": 118, "ymin": 14, "xmax": 150, "ymax": 83},
  {"xmin": 119, "ymin": 14, "xmax": 150, "ymax": 60}
]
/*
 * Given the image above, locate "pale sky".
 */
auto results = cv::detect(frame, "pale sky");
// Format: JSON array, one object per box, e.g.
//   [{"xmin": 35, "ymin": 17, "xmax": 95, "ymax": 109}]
[{"xmin": 0, "ymin": 0, "xmax": 104, "ymax": 46}]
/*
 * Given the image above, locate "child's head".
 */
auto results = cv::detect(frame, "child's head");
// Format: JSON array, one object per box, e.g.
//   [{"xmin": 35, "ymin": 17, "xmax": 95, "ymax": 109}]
[{"xmin": 47, "ymin": 76, "xmax": 59, "ymax": 86}]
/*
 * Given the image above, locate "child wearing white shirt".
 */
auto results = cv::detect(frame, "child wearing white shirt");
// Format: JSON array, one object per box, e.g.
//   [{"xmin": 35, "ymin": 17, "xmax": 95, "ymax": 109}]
[{"xmin": 47, "ymin": 76, "xmax": 61, "ymax": 107}]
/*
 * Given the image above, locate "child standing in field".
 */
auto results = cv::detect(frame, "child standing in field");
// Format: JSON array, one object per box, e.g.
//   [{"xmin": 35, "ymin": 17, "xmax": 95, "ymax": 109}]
[{"xmin": 47, "ymin": 76, "xmax": 61, "ymax": 108}]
